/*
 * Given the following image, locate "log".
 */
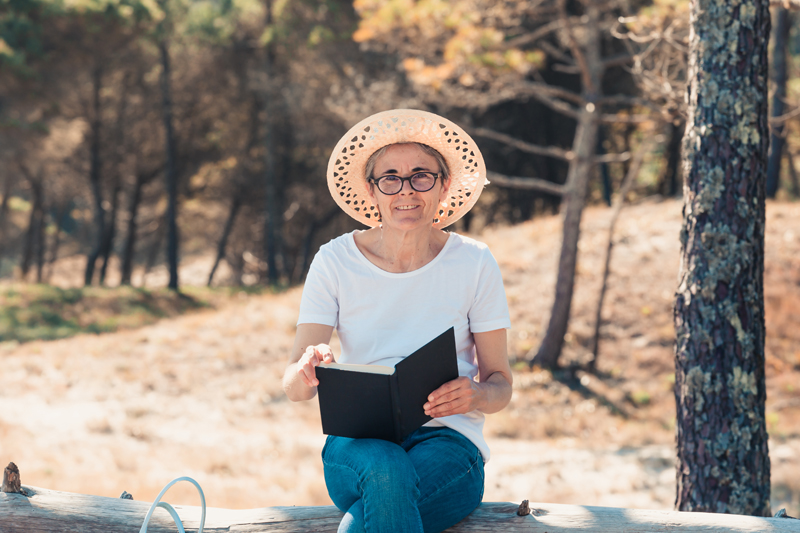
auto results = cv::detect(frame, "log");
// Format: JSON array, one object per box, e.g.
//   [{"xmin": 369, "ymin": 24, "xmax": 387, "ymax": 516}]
[{"xmin": 2, "ymin": 486, "xmax": 800, "ymax": 532}]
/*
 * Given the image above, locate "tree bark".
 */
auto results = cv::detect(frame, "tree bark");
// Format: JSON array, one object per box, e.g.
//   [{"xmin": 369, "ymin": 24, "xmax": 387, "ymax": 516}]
[
  {"xmin": 159, "ymin": 38, "xmax": 180, "ymax": 291},
  {"xmin": 531, "ymin": 3, "xmax": 603, "ymax": 370},
  {"xmin": 84, "ymin": 64, "xmax": 106, "ymax": 287},
  {"xmin": 766, "ymin": 7, "xmax": 790, "ymax": 198},
  {"xmin": 659, "ymin": 120, "xmax": 684, "ymax": 197},
  {"xmin": 674, "ymin": 0, "xmax": 771, "ymax": 516}
]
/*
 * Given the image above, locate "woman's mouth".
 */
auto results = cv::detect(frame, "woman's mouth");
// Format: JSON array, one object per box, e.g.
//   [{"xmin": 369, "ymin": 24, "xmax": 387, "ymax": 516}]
[{"xmin": 395, "ymin": 205, "xmax": 419, "ymax": 211}]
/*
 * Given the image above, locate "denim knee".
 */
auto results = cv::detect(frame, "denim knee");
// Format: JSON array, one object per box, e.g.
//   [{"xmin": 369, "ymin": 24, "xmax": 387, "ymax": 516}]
[{"xmin": 322, "ymin": 436, "xmax": 421, "ymax": 507}]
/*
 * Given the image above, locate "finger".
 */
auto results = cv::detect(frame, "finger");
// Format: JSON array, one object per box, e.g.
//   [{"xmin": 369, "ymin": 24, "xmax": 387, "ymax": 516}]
[
  {"xmin": 299, "ymin": 358, "xmax": 320, "ymax": 386},
  {"xmin": 427, "ymin": 378, "xmax": 465, "ymax": 402},
  {"xmin": 426, "ymin": 397, "xmax": 469, "ymax": 417},
  {"xmin": 425, "ymin": 389, "xmax": 472, "ymax": 412},
  {"xmin": 316, "ymin": 345, "xmax": 334, "ymax": 364}
]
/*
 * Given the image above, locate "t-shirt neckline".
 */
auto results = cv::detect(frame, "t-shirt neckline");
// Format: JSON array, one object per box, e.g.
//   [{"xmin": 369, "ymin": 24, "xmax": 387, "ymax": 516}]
[{"xmin": 348, "ymin": 230, "xmax": 454, "ymax": 277}]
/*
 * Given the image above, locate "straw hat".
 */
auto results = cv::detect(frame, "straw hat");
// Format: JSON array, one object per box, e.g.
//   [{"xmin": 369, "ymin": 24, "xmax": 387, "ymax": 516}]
[{"xmin": 327, "ymin": 109, "xmax": 487, "ymax": 229}]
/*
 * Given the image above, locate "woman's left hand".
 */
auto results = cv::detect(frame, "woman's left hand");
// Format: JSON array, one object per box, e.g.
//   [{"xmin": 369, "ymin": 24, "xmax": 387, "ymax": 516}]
[{"xmin": 423, "ymin": 377, "xmax": 485, "ymax": 418}]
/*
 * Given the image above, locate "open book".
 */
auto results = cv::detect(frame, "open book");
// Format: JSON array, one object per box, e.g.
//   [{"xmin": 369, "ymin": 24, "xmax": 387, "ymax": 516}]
[{"xmin": 316, "ymin": 327, "xmax": 459, "ymax": 443}]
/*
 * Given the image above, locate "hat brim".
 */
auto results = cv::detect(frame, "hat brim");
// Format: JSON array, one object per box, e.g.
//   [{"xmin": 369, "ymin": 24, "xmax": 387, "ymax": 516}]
[{"xmin": 327, "ymin": 109, "xmax": 487, "ymax": 229}]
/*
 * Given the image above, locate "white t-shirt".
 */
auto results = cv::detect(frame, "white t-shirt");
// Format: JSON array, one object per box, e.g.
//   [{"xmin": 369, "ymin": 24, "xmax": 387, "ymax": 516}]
[{"xmin": 297, "ymin": 230, "xmax": 511, "ymax": 461}]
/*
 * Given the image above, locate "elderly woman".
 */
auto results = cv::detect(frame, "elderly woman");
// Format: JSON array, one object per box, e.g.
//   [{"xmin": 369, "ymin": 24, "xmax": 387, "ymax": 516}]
[{"xmin": 282, "ymin": 109, "xmax": 512, "ymax": 533}]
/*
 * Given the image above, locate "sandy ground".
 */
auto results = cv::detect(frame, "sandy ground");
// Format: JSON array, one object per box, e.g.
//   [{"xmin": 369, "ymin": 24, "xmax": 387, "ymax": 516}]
[{"xmin": 2, "ymin": 197, "xmax": 799, "ymax": 516}]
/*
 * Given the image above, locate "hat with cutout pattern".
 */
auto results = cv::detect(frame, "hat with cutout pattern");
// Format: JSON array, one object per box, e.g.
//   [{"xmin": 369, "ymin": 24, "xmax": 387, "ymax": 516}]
[{"xmin": 327, "ymin": 109, "xmax": 487, "ymax": 228}]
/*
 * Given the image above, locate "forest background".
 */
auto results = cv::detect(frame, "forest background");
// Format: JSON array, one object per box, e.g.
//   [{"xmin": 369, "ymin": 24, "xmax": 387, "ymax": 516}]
[{"xmin": 2, "ymin": 0, "xmax": 800, "ymax": 519}]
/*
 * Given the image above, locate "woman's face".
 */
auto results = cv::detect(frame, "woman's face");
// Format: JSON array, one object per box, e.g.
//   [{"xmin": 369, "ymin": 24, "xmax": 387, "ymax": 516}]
[{"xmin": 368, "ymin": 144, "xmax": 450, "ymax": 231}]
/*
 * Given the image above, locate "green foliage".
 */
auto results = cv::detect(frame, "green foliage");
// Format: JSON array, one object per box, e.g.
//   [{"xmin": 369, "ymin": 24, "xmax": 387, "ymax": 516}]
[{"xmin": 0, "ymin": 284, "xmax": 210, "ymax": 343}]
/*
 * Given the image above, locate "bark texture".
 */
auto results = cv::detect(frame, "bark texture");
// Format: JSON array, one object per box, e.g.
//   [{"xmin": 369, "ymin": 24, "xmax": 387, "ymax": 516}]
[{"xmin": 674, "ymin": 0, "xmax": 771, "ymax": 516}]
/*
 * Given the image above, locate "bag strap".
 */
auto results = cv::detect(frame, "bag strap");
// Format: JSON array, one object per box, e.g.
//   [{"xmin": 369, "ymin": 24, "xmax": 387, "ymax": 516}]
[{"xmin": 139, "ymin": 476, "xmax": 206, "ymax": 533}]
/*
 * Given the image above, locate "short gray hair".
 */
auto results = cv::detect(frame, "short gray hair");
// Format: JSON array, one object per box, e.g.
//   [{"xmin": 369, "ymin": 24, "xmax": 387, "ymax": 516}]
[{"xmin": 364, "ymin": 142, "xmax": 450, "ymax": 184}]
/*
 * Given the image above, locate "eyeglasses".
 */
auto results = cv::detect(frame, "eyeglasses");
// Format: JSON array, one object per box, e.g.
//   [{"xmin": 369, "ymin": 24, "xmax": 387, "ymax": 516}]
[{"xmin": 369, "ymin": 172, "xmax": 440, "ymax": 195}]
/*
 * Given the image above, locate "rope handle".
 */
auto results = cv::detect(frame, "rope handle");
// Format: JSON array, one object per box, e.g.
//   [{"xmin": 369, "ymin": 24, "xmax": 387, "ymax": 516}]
[{"xmin": 139, "ymin": 476, "xmax": 206, "ymax": 533}]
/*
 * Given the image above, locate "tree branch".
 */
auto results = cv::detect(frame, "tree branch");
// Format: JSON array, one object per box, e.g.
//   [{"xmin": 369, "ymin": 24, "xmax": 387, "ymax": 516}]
[
  {"xmin": 473, "ymin": 127, "xmax": 574, "ymax": 161},
  {"xmin": 487, "ymin": 171, "xmax": 566, "ymax": 196},
  {"xmin": 602, "ymin": 53, "xmax": 636, "ymax": 69},
  {"xmin": 558, "ymin": 0, "xmax": 595, "ymax": 94}
]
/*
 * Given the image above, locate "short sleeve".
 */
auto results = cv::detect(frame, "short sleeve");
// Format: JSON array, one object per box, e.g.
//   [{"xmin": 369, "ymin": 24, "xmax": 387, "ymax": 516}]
[
  {"xmin": 468, "ymin": 250, "xmax": 511, "ymax": 333},
  {"xmin": 297, "ymin": 248, "xmax": 339, "ymax": 327}
]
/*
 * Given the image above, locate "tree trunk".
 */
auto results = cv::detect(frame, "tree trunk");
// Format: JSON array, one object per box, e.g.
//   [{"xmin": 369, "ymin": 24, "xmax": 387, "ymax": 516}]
[
  {"xmin": 142, "ymin": 213, "xmax": 166, "ymax": 286},
  {"xmin": 207, "ymin": 191, "xmax": 242, "ymax": 286},
  {"xmin": 34, "ymin": 197, "xmax": 45, "ymax": 283},
  {"xmin": 0, "ymin": 175, "xmax": 13, "ymax": 258},
  {"xmin": 589, "ymin": 134, "xmax": 656, "ymax": 370},
  {"xmin": 597, "ymin": 125, "xmax": 612, "ymax": 207},
  {"xmin": 159, "ymin": 38, "xmax": 180, "ymax": 291},
  {"xmin": 120, "ymin": 166, "xmax": 161, "ymax": 286},
  {"xmin": 766, "ymin": 7, "xmax": 790, "ymax": 198},
  {"xmin": 531, "ymin": 4, "xmax": 603, "ymax": 370},
  {"xmin": 20, "ymin": 179, "xmax": 43, "ymax": 281},
  {"xmin": 46, "ymin": 204, "xmax": 69, "ymax": 283},
  {"xmin": 84, "ymin": 64, "xmax": 106, "ymax": 287},
  {"xmin": 261, "ymin": 0, "xmax": 282, "ymax": 286},
  {"xmin": 786, "ymin": 146, "xmax": 800, "ymax": 198},
  {"xmin": 98, "ymin": 179, "xmax": 121, "ymax": 285},
  {"xmin": 674, "ymin": 0, "xmax": 771, "ymax": 516},
  {"xmin": 120, "ymin": 175, "xmax": 145, "ymax": 285},
  {"xmin": 298, "ymin": 207, "xmax": 339, "ymax": 282},
  {"xmin": 659, "ymin": 120, "xmax": 684, "ymax": 197}
]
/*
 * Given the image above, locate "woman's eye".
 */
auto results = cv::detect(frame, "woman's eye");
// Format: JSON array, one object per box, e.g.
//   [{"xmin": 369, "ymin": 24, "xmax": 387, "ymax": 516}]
[{"xmin": 382, "ymin": 176, "xmax": 401, "ymax": 183}]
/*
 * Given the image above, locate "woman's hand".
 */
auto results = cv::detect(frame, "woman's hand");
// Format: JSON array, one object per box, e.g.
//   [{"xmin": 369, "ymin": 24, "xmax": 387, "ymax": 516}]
[
  {"xmin": 297, "ymin": 344, "xmax": 335, "ymax": 387},
  {"xmin": 423, "ymin": 377, "xmax": 485, "ymax": 418},
  {"xmin": 283, "ymin": 323, "xmax": 335, "ymax": 402},
  {"xmin": 423, "ymin": 329, "xmax": 513, "ymax": 418}
]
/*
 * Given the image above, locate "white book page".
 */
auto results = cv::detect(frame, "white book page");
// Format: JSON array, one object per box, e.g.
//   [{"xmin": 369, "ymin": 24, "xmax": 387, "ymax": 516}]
[{"xmin": 320, "ymin": 362, "xmax": 395, "ymax": 375}]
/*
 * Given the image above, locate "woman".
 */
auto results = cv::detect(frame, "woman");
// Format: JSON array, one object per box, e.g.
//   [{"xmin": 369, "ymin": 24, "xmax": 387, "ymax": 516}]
[{"xmin": 282, "ymin": 109, "xmax": 512, "ymax": 533}]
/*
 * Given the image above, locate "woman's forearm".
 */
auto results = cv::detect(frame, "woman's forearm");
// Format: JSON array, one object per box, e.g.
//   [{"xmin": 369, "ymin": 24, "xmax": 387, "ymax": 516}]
[
  {"xmin": 282, "ymin": 362, "xmax": 318, "ymax": 402},
  {"xmin": 477, "ymin": 371, "xmax": 513, "ymax": 414}
]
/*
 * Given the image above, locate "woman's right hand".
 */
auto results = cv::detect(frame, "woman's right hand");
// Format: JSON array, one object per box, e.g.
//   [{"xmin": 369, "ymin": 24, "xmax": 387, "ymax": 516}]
[
  {"xmin": 284, "ymin": 323, "xmax": 335, "ymax": 402},
  {"xmin": 297, "ymin": 343, "xmax": 335, "ymax": 387}
]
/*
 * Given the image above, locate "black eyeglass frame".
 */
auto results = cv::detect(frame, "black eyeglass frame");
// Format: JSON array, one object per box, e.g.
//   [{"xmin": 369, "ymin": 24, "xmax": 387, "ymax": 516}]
[{"xmin": 368, "ymin": 172, "xmax": 441, "ymax": 195}]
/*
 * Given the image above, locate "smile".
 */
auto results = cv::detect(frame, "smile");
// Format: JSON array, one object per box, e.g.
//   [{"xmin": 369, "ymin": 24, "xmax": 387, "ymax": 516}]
[{"xmin": 395, "ymin": 206, "xmax": 419, "ymax": 210}]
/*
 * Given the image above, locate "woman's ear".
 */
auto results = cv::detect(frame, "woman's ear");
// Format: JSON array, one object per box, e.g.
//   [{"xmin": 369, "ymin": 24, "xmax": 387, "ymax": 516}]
[
  {"xmin": 439, "ymin": 177, "xmax": 451, "ymax": 203},
  {"xmin": 366, "ymin": 181, "xmax": 378, "ymax": 204}
]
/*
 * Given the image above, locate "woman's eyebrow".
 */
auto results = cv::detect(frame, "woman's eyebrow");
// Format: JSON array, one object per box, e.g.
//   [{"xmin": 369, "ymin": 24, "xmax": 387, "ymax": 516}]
[{"xmin": 379, "ymin": 166, "xmax": 432, "ymax": 175}]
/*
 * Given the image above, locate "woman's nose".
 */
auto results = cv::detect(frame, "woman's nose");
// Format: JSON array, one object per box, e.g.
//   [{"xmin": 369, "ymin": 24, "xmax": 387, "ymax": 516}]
[{"xmin": 398, "ymin": 179, "xmax": 415, "ymax": 194}]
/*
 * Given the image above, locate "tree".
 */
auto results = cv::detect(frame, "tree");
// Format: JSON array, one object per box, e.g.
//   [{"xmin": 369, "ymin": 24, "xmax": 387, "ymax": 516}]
[
  {"xmin": 674, "ymin": 0, "xmax": 771, "ymax": 516},
  {"xmin": 766, "ymin": 7, "xmax": 792, "ymax": 198},
  {"xmin": 352, "ymin": 0, "xmax": 667, "ymax": 369}
]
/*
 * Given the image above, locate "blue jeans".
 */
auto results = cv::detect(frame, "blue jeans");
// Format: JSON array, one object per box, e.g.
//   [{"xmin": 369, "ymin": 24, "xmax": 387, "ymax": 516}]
[{"xmin": 322, "ymin": 426, "xmax": 484, "ymax": 533}]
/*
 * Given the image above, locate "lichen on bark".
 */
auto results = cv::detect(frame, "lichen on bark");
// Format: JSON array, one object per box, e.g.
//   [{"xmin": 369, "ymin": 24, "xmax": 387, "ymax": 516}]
[{"xmin": 674, "ymin": 0, "xmax": 771, "ymax": 517}]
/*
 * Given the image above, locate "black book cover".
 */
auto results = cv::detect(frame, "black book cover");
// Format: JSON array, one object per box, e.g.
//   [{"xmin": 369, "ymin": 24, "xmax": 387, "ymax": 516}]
[{"xmin": 316, "ymin": 327, "xmax": 459, "ymax": 443}]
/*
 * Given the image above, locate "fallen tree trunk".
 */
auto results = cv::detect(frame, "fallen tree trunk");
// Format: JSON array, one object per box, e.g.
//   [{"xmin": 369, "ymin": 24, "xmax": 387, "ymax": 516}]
[{"xmin": 2, "ymin": 486, "xmax": 799, "ymax": 532}]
